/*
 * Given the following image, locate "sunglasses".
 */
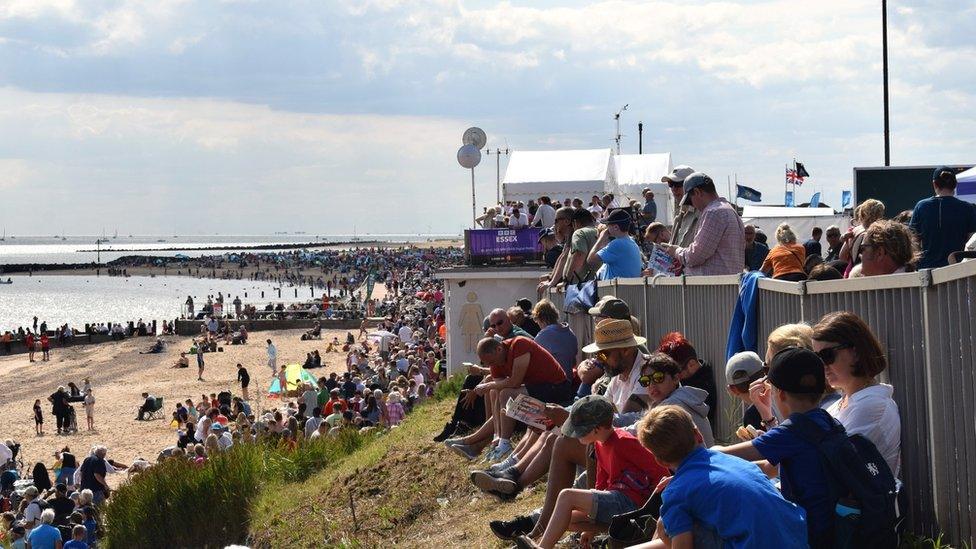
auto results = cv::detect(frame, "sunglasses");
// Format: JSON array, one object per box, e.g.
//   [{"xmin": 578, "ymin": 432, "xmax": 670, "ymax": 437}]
[
  {"xmin": 595, "ymin": 350, "xmax": 611, "ymax": 363},
  {"xmin": 638, "ymin": 370, "xmax": 667, "ymax": 387},
  {"xmin": 816, "ymin": 344, "xmax": 852, "ymax": 365},
  {"xmin": 489, "ymin": 320, "xmax": 506, "ymax": 328}
]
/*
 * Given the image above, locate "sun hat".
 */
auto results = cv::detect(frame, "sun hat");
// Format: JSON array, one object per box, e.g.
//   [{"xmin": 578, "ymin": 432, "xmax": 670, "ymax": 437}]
[
  {"xmin": 725, "ymin": 351, "xmax": 765, "ymax": 385},
  {"xmin": 681, "ymin": 172, "xmax": 714, "ymax": 206},
  {"xmin": 587, "ymin": 296, "xmax": 631, "ymax": 319},
  {"xmin": 581, "ymin": 318, "xmax": 646, "ymax": 353},
  {"xmin": 662, "ymin": 165, "xmax": 696, "ymax": 184},
  {"xmin": 767, "ymin": 347, "xmax": 826, "ymax": 395},
  {"xmin": 561, "ymin": 395, "xmax": 615, "ymax": 438}
]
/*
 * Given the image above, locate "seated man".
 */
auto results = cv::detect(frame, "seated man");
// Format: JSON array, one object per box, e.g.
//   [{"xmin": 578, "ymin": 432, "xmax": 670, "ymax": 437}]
[
  {"xmin": 631, "ymin": 405, "xmax": 808, "ymax": 549},
  {"xmin": 458, "ymin": 335, "xmax": 572, "ymax": 461},
  {"xmin": 171, "ymin": 352, "xmax": 190, "ymax": 369},
  {"xmin": 142, "ymin": 338, "xmax": 164, "ymax": 354},
  {"xmin": 136, "ymin": 392, "xmax": 158, "ymax": 420}
]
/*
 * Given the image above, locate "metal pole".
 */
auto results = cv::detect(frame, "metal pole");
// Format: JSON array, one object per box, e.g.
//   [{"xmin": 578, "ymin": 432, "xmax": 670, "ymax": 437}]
[
  {"xmin": 614, "ymin": 114, "xmax": 620, "ymax": 154},
  {"xmin": 638, "ymin": 122, "xmax": 643, "ymax": 154},
  {"xmin": 882, "ymin": 0, "xmax": 890, "ymax": 166},
  {"xmin": 471, "ymin": 168, "xmax": 476, "ymax": 227},
  {"xmin": 495, "ymin": 148, "xmax": 501, "ymax": 204}
]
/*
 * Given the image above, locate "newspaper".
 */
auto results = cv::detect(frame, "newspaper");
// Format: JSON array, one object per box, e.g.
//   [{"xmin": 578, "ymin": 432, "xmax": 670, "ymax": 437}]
[
  {"xmin": 646, "ymin": 244, "xmax": 676, "ymax": 276},
  {"xmin": 503, "ymin": 393, "xmax": 548, "ymax": 430}
]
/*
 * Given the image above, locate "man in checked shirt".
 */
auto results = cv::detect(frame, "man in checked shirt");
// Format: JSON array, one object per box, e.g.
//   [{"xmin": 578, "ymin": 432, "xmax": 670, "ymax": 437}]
[{"xmin": 660, "ymin": 172, "xmax": 745, "ymax": 276}]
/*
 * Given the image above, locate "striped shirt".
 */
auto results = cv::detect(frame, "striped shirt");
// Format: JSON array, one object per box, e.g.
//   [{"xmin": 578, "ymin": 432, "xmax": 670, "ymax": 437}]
[{"xmin": 676, "ymin": 198, "xmax": 745, "ymax": 276}]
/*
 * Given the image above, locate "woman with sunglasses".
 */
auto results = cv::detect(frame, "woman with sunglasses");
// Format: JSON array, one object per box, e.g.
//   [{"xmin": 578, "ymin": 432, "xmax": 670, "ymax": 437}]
[
  {"xmin": 812, "ymin": 311, "xmax": 901, "ymax": 476},
  {"xmin": 639, "ymin": 353, "xmax": 714, "ymax": 446}
]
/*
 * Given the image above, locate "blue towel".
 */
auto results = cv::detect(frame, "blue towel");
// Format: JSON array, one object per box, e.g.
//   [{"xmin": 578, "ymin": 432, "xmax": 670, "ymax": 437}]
[{"xmin": 726, "ymin": 271, "xmax": 766, "ymax": 360}]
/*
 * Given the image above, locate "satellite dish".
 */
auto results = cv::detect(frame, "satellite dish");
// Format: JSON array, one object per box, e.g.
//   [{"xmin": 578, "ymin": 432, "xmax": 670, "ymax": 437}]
[
  {"xmin": 462, "ymin": 127, "xmax": 487, "ymax": 150},
  {"xmin": 457, "ymin": 144, "xmax": 481, "ymax": 169}
]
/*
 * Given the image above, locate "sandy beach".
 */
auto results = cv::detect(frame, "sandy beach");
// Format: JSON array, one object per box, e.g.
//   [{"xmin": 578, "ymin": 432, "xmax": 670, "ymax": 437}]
[{"xmin": 0, "ymin": 328, "xmax": 356, "ymax": 485}]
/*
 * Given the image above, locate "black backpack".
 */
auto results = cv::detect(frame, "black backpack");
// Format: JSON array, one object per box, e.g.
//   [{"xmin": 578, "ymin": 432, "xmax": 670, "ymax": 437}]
[{"xmin": 784, "ymin": 413, "xmax": 897, "ymax": 549}]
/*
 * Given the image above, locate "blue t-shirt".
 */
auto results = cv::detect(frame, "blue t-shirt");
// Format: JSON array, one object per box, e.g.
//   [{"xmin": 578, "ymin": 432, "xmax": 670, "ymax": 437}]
[
  {"xmin": 752, "ymin": 408, "xmax": 834, "ymax": 537},
  {"xmin": 84, "ymin": 519, "xmax": 98, "ymax": 544},
  {"xmin": 64, "ymin": 540, "xmax": 89, "ymax": 549},
  {"xmin": 597, "ymin": 236, "xmax": 643, "ymax": 280},
  {"xmin": 910, "ymin": 195, "xmax": 976, "ymax": 268},
  {"xmin": 26, "ymin": 524, "xmax": 62, "ymax": 549},
  {"xmin": 661, "ymin": 447, "xmax": 808, "ymax": 548},
  {"xmin": 533, "ymin": 323, "xmax": 578, "ymax": 381}
]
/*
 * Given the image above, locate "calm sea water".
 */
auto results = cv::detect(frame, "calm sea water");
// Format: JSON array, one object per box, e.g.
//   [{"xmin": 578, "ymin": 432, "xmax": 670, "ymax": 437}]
[
  {"xmin": 0, "ymin": 233, "xmax": 456, "ymax": 265},
  {"xmin": 0, "ymin": 275, "xmax": 309, "ymax": 332}
]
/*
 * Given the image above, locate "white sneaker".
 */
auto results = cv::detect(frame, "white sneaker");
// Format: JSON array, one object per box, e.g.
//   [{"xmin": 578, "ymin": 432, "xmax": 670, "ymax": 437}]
[
  {"xmin": 491, "ymin": 441, "xmax": 513, "ymax": 462},
  {"xmin": 489, "ymin": 455, "xmax": 518, "ymax": 474}
]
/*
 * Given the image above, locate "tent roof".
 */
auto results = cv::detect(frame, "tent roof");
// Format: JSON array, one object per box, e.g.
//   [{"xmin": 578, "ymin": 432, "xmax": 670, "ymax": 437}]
[
  {"xmin": 503, "ymin": 148, "xmax": 613, "ymax": 185},
  {"xmin": 613, "ymin": 153, "xmax": 672, "ymax": 186},
  {"xmin": 741, "ymin": 206, "xmax": 838, "ymax": 218}
]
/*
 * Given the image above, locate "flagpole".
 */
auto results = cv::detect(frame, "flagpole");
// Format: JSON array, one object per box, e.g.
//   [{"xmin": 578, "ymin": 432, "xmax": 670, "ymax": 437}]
[
  {"xmin": 727, "ymin": 175, "xmax": 732, "ymax": 204},
  {"xmin": 792, "ymin": 157, "xmax": 797, "ymax": 204},
  {"xmin": 784, "ymin": 163, "xmax": 788, "ymax": 205}
]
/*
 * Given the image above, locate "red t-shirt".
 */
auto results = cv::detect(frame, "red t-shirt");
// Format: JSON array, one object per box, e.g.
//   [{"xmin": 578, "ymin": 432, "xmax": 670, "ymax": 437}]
[
  {"xmin": 595, "ymin": 428, "xmax": 669, "ymax": 506},
  {"xmin": 325, "ymin": 399, "xmax": 348, "ymax": 415},
  {"xmin": 490, "ymin": 336, "xmax": 568, "ymax": 386}
]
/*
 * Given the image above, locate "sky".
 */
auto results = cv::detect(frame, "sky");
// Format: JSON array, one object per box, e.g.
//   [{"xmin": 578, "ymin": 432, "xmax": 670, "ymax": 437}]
[{"xmin": 0, "ymin": 0, "xmax": 974, "ymax": 236}]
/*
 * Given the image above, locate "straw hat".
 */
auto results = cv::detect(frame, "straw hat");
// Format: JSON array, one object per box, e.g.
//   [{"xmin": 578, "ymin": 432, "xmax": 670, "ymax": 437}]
[{"xmin": 581, "ymin": 319, "xmax": 646, "ymax": 352}]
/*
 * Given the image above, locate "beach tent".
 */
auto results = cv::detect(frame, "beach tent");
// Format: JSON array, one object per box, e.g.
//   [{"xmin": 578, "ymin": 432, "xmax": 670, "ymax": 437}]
[
  {"xmin": 613, "ymin": 153, "xmax": 674, "ymax": 222},
  {"xmin": 502, "ymin": 148, "xmax": 617, "ymax": 205},
  {"xmin": 741, "ymin": 206, "xmax": 851, "ymax": 240},
  {"xmin": 267, "ymin": 363, "xmax": 317, "ymax": 397},
  {"xmin": 957, "ymin": 166, "xmax": 976, "ymax": 204}
]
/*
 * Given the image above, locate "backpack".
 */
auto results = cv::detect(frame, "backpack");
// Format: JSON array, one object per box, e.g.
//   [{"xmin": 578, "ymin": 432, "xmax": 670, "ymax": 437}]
[{"xmin": 784, "ymin": 413, "xmax": 897, "ymax": 549}]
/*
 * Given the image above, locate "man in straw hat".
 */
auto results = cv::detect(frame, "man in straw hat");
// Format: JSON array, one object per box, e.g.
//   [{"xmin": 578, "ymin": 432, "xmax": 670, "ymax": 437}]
[{"xmin": 486, "ymin": 317, "xmax": 656, "ymax": 541}]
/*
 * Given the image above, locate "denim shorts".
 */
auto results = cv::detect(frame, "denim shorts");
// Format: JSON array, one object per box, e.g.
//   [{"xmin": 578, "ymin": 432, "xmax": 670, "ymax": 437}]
[{"xmin": 589, "ymin": 490, "xmax": 637, "ymax": 525}]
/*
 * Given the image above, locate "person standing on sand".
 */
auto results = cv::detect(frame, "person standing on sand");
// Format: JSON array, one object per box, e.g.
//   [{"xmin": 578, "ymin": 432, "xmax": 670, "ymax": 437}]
[
  {"xmin": 40, "ymin": 333, "xmax": 50, "ymax": 361},
  {"xmin": 34, "ymin": 399, "xmax": 44, "ymax": 435},
  {"xmin": 26, "ymin": 332, "xmax": 35, "ymax": 362},
  {"xmin": 186, "ymin": 296, "xmax": 194, "ymax": 318},
  {"xmin": 196, "ymin": 344, "xmax": 205, "ymax": 381},
  {"xmin": 84, "ymin": 389, "xmax": 95, "ymax": 430},
  {"xmin": 237, "ymin": 363, "xmax": 250, "ymax": 400},
  {"xmin": 267, "ymin": 339, "xmax": 277, "ymax": 375}
]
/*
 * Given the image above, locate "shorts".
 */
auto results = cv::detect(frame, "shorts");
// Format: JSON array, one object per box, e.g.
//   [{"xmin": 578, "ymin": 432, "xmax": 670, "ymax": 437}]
[
  {"xmin": 525, "ymin": 380, "xmax": 573, "ymax": 405},
  {"xmin": 589, "ymin": 490, "xmax": 637, "ymax": 525}
]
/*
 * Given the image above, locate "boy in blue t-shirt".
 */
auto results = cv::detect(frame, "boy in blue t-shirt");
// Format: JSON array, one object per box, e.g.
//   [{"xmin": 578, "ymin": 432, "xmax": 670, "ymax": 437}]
[
  {"xmin": 634, "ymin": 405, "xmax": 808, "ymax": 549},
  {"xmin": 715, "ymin": 346, "xmax": 834, "ymax": 548},
  {"xmin": 63, "ymin": 524, "xmax": 88, "ymax": 549}
]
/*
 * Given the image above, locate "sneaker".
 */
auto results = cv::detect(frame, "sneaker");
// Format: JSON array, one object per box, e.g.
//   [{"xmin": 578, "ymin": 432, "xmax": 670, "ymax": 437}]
[
  {"xmin": 488, "ymin": 515, "xmax": 535, "ymax": 541},
  {"xmin": 442, "ymin": 437, "xmax": 465, "ymax": 448},
  {"xmin": 490, "ymin": 440, "xmax": 513, "ymax": 462},
  {"xmin": 488, "ymin": 455, "xmax": 517, "ymax": 475},
  {"xmin": 433, "ymin": 422, "xmax": 457, "ymax": 443},
  {"xmin": 447, "ymin": 442, "xmax": 481, "ymax": 460},
  {"xmin": 470, "ymin": 470, "xmax": 519, "ymax": 495}
]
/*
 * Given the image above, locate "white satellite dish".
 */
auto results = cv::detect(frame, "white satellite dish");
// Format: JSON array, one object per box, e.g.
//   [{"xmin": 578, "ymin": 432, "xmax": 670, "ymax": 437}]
[
  {"xmin": 457, "ymin": 144, "xmax": 481, "ymax": 169},
  {"xmin": 462, "ymin": 127, "xmax": 487, "ymax": 150}
]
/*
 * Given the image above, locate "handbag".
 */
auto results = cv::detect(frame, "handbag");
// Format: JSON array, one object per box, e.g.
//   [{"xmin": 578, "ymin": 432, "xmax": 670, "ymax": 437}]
[{"xmin": 563, "ymin": 277, "xmax": 598, "ymax": 314}]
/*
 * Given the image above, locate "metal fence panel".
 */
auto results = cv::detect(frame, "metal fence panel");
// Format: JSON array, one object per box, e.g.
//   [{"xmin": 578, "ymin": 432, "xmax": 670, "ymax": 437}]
[
  {"xmin": 614, "ymin": 279, "xmax": 647, "ymax": 339},
  {"xmin": 755, "ymin": 280, "xmax": 803, "ymax": 359},
  {"xmin": 644, "ymin": 278, "xmax": 686, "ymax": 347}
]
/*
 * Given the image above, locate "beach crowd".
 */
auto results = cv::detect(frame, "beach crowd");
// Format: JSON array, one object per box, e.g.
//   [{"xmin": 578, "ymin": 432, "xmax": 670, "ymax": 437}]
[{"xmin": 0, "ymin": 246, "xmax": 459, "ymax": 548}]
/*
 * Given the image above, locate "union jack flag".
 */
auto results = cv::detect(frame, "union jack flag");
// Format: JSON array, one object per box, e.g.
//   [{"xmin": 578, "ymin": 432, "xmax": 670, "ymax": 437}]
[{"xmin": 786, "ymin": 169, "xmax": 805, "ymax": 186}]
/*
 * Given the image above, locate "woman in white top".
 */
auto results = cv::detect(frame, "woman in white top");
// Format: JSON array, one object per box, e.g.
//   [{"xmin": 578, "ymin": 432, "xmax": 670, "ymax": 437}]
[{"xmin": 812, "ymin": 311, "xmax": 901, "ymax": 476}]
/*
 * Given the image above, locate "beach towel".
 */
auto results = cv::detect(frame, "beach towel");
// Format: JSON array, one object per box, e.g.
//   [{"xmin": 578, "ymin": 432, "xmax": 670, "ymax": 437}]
[{"xmin": 267, "ymin": 364, "xmax": 318, "ymax": 397}]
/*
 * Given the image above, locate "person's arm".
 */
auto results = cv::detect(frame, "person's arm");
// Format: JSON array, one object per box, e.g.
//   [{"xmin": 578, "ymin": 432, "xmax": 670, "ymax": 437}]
[
  {"xmin": 587, "ymin": 228, "xmax": 610, "ymax": 268},
  {"xmin": 759, "ymin": 250, "xmax": 774, "ymax": 276},
  {"xmin": 497, "ymin": 352, "xmax": 530, "ymax": 389},
  {"xmin": 713, "ymin": 440, "xmax": 764, "ymax": 462}
]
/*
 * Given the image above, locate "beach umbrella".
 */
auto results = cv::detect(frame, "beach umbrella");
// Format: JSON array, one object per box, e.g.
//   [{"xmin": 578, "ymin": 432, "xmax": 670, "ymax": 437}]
[{"xmin": 366, "ymin": 330, "xmax": 398, "ymax": 341}]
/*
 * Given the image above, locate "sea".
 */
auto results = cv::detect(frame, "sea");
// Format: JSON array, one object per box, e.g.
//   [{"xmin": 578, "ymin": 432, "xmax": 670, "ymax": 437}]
[{"xmin": 0, "ymin": 233, "xmax": 454, "ymax": 332}]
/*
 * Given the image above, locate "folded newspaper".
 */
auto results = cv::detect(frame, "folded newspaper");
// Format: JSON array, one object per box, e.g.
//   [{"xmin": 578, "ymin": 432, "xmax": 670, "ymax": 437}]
[
  {"xmin": 504, "ymin": 393, "xmax": 548, "ymax": 430},
  {"xmin": 646, "ymin": 244, "xmax": 676, "ymax": 276}
]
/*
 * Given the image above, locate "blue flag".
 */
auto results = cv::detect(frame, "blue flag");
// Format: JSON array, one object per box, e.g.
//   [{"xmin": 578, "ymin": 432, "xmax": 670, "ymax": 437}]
[
  {"xmin": 785, "ymin": 191, "xmax": 795, "ymax": 207},
  {"xmin": 736, "ymin": 184, "xmax": 762, "ymax": 202},
  {"xmin": 809, "ymin": 192, "xmax": 821, "ymax": 208},
  {"xmin": 841, "ymin": 190, "xmax": 852, "ymax": 208}
]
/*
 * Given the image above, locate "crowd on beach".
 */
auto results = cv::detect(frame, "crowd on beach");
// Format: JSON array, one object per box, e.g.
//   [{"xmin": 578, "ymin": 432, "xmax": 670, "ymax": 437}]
[
  {"xmin": 432, "ymin": 166, "xmax": 975, "ymax": 548},
  {"xmin": 0, "ymin": 246, "xmax": 460, "ymax": 548}
]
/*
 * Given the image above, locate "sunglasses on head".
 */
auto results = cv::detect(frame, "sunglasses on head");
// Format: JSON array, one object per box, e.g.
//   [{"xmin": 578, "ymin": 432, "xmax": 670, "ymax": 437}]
[
  {"xmin": 816, "ymin": 344, "xmax": 852, "ymax": 365},
  {"xmin": 638, "ymin": 370, "xmax": 667, "ymax": 387}
]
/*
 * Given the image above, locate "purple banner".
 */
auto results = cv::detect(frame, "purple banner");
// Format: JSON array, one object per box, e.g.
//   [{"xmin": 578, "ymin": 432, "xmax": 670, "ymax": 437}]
[{"xmin": 466, "ymin": 228, "xmax": 542, "ymax": 257}]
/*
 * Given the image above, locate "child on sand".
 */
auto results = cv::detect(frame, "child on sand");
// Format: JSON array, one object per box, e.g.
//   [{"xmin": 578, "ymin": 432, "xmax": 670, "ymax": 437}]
[
  {"xmin": 33, "ymin": 399, "xmax": 43, "ymax": 435},
  {"xmin": 84, "ymin": 389, "xmax": 95, "ymax": 431}
]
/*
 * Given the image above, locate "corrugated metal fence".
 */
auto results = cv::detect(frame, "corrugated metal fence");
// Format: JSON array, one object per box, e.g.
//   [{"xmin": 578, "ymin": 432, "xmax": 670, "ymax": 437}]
[{"xmin": 550, "ymin": 260, "xmax": 976, "ymax": 545}]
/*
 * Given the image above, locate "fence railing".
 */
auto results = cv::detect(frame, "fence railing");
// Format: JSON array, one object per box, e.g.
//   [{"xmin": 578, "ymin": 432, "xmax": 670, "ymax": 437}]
[{"xmin": 549, "ymin": 259, "xmax": 976, "ymax": 545}]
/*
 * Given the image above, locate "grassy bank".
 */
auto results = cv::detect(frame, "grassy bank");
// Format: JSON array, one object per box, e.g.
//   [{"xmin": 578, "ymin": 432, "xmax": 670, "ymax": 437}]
[{"xmin": 248, "ymin": 395, "xmax": 544, "ymax": 548}]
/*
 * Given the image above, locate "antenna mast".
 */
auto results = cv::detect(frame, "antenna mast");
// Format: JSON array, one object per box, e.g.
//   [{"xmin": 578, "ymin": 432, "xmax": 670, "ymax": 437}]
[{"xmin": 613, "ymin": 104, "xmax": 628, "ymax": 154}]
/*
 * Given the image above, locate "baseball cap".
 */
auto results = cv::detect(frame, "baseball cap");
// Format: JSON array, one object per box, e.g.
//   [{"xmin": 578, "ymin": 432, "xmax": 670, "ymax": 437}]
[
  {"xmin": 662, "ymin": 165, "xmax": 696, "ymax": 184},
  {"xmin": 561, "ymin": 394, "xmax": 615, "ymax": 438},
  {"xmin": 588, "ymin": 296, "xmax": 631, "ymax": 319},
  {"xmin": 681, "ymin": 172, "xmax": 713, "ymax": 206},
  {"xmin": 932, "ymin": 166, "xmax": 954, "ymax": 180},
  {"xmin": 605, "ymin": 208, "xmax": 632, "ymax": 229},
  {"xmin": 767, "ymin": 347, "xmax": 827, "ymax": 394},
  {"xmin": 725, "ymin": 351, "xmax": 765, "ymax": 385}
]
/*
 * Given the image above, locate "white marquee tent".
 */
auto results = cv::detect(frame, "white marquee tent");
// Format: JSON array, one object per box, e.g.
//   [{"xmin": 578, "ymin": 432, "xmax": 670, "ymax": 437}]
[
  {"xmin": 613, "ymin": 153, "xmax": 674, "ymax": 223},
  {"xmin": 502, "ymin": 148, "xmax": 616, "ymax": 205},
  {"xmin": 957, "ymin": 166, "xmax": 976, "ymax": 204},
  {"xmin": 741, "ymin": 206, "xmax": 851, "ymax": 240}
]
